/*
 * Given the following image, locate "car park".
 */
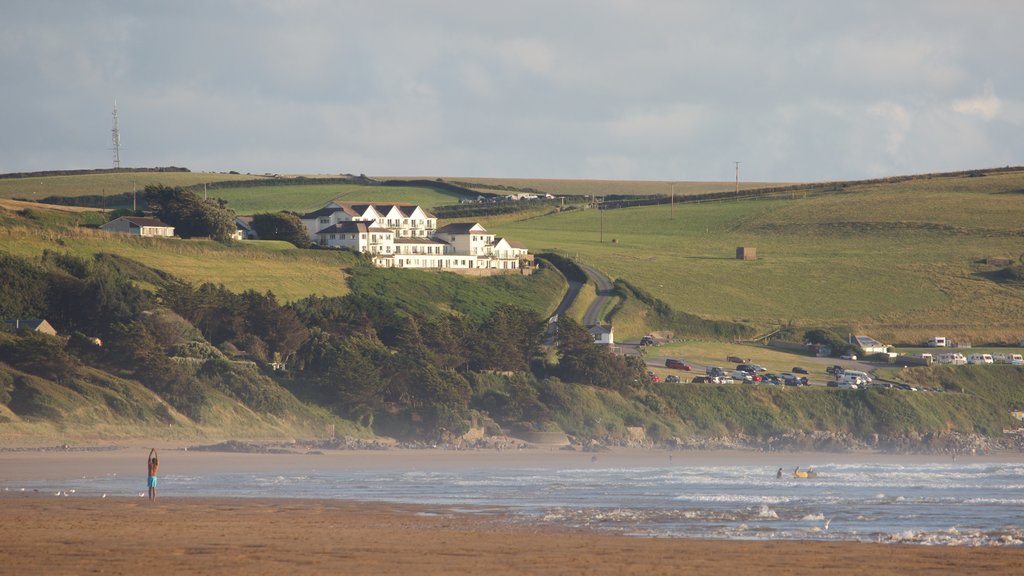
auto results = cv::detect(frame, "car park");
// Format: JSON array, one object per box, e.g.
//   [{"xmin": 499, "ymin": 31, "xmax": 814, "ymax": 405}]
[
  {"xmin": 792, "ymin": 366, "xmax": 808, "ymax": 374},
  {"xmin": 665, "ymin": 359, "xmax": 692, "ymax": 370}
]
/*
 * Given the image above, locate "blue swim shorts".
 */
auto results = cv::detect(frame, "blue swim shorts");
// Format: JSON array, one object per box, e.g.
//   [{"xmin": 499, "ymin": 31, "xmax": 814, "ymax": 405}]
[{"xmin": 148, "ymin": 476, "xmax": 158, "ymax": 488}]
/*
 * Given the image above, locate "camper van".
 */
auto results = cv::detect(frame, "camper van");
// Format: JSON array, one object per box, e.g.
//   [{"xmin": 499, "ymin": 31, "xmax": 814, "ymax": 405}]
[
  {"xmin": 936, "ymin": 352, "xmax": 967, "ymax": 365},
  {"xmin": 967, "ymin": 353, "xmax": 994, "ymax": 365},
  {"xmin": 838, "ymin": 373, "xmax": 865, "ymax": 388},
  {"xmin": 841, "ymin": 370, "xmax": 872, "ymax": 384},
  {"xmin": 927, "ymin": 336, "xmax": 947, "ymax": 347},
  {"xmin": 992, "ymin": 353, "xmax": 1024, "ymax": 365}
]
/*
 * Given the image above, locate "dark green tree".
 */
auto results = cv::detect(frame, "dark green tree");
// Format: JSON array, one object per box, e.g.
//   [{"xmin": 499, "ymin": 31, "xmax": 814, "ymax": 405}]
[
  {"xmin": 251, "ymin": 212, "xmax": 310, "ymax": 248},
  {"xmin": 144, "ymin": 184, "xmax": 236, "ymax": 241}
]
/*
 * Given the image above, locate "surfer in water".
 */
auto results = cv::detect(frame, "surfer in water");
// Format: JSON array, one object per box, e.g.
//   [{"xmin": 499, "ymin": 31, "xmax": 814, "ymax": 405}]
[{"xmin": 776, "ymin": 467, "xmax": 783, "ymax": 479}]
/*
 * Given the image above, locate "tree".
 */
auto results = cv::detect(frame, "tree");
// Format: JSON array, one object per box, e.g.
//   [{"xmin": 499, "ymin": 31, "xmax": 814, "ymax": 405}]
[
  {"xmin": 251, "ymin": 212, "xmax": 310, "ymax": 248},
  {"xmin": 144, "ymin": 184, "xmax": 236, "ymax": 241}
]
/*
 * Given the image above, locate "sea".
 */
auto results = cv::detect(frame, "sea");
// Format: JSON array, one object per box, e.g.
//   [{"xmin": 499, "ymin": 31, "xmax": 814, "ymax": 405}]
[{"xmin": 5, "ymin": 459, "xmax": 1024, "ymax": 546}]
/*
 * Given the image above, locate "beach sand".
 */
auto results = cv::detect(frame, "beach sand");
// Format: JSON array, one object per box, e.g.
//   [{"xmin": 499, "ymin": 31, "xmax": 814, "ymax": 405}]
[
  {"xmin": 2, "ymin": 496, "xmax": 1023, "ymax": 575},
  {"xmin": 2, "ymin": 447, "xmax": 1023, "ymax": 575}
]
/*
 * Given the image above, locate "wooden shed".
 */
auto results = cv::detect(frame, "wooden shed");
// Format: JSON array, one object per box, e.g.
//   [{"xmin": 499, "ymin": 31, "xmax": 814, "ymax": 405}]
[{"xmin": 736, "ymin": 246, "xmax": 757, "ymax": 260}]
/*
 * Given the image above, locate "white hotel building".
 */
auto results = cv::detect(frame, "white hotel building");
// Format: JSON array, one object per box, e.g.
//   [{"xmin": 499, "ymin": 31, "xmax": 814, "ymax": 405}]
[{"xmin": 300, "ymin": 202, "xmax": 530, "ymax": 272}]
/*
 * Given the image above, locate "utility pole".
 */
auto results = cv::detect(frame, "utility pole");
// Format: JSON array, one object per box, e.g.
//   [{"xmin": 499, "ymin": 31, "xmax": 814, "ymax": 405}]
[
  {"xmin": 670, "ymin": 182, "xmax": 675, "ymax": 219},
  {"xmin": 734, "ymin": 161, "xmax": 741, "ymax": 197}
]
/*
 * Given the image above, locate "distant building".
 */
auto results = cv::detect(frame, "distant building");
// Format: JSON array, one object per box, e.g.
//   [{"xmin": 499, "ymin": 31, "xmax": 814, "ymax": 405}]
[
  {"xmin": 587, "ymin": 324, "xmax": 614, "ymax": 345},
  {"xmin": 234, "ymin": 216, "xmax": 257, "ymax": 240},
  {"xmin": 2, "ymin": 318, "xmax": 57, "ymax": 336},
  {"xmin": 100, "ymin": 216, "xmax": 175, "ymax": 237},
  {"xmin": 850, "ymin": 335, "xmax": 888, "ymax": 355}
]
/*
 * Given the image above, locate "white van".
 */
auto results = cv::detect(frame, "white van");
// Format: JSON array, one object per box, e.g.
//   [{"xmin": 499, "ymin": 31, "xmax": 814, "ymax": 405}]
[
  {"xmin": 841, "ymin": 370, "xmax": 872, "ymax": 384},
  {"xmin": 927, "ymin": 336, "xmax": 947, "ymax": 347},
  {"xmin": 839, "ymin": 373, "xmax": 865, "ymax": 388},
  {"xmin": 967, "ymin": 353, "xmax": 994, "ymax": 365},
  {"xmin": 937, "ymin": 352, "xmax": 967, "ymax": 365},
  {"xmin": 992, "ymin": 353, "xmax": 1024, "ymax": 364}
]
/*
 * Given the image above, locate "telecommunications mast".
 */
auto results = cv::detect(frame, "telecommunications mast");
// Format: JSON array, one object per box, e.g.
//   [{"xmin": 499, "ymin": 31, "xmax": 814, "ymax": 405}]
[{"xmin": 111, "ymin": 101, "xmax": 122, "ymax": 169}]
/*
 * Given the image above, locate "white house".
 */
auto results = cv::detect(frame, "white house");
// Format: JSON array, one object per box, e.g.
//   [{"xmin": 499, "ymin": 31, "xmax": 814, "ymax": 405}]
[
  {"xmin": 588, "ymin": 324, "xmax": 614, "ymax": 345},
  {"xmin": 300, "ymin": 201, "xmax": 528, "ymax": 272},
  {"xmin": 100, "ymin": 216, "xmax": 175, "ymax": 237}
]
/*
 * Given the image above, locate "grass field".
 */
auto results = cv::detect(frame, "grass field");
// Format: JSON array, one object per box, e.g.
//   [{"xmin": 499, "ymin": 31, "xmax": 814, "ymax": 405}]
[
  {"xmin": 4, "ymin": 168, "xmax": 1023, "ymax": 345},
  {"xmin": 208, "ymin": 183, "xmax": 465, "ymax": 214},
  {"xmin": 0, "ymin": 172, "xmax": 265, "ymax": 200},
  {"xmin": 489, "ymin": 170, "xmax": 1024, "ymax": 344},
  {"xmin": 385, "ymin": 176, "xmax": 789, "ymax": 197}
]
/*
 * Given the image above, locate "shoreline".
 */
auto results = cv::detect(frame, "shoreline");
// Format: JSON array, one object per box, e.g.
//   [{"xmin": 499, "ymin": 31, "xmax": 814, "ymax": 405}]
[
  {"xmin": 3, "ymin": 444, "xmax": 1021, "ymax": 482},
  {"xmin": 2, "ymin": 495, "xmax": 1022, "ymax": 575}
]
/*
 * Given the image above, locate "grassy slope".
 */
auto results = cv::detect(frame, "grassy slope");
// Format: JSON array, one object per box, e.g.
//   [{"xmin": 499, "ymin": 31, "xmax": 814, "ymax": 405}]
[
  {"xmin": 208, "ymin": 184, "xmax": 465, "ymax": 214},
  {"xmin": 490, "ymin": 170, "xmax": 1024, "ymax": 343},
  {"xmin": 0, "ymin": 172, "xmax": 265, "ymax": 200},
  {"xmin": 0, "ymin": 223, "xmax": 356, "ymax": 302}
]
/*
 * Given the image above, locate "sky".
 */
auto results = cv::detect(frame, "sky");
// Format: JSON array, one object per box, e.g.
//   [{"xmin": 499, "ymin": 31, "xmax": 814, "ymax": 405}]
[{"xmin": 2, "ymin": 1, "xmax": 1022, "ymax": 182}]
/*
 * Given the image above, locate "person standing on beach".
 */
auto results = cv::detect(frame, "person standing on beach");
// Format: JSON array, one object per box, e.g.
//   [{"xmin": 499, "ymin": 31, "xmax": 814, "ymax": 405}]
[{"xmin": 147, "ymin": 448, "xmax": 159, "ymax": 501}]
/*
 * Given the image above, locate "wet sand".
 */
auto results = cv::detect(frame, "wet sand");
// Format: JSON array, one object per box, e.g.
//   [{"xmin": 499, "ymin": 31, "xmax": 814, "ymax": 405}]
[
  {"xmin": 1, "ymin": 496, "xmax": 1022, "ymax": 575},
  {"xmin": 2, "ymin": 447, "xmax": 1022, "ymax": 575}
]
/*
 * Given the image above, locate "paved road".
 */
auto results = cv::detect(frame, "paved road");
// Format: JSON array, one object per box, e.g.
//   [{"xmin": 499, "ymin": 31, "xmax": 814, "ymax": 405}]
[{"xmin": 579, "ymin": 264, "xmax": 614, "ymax": 327}]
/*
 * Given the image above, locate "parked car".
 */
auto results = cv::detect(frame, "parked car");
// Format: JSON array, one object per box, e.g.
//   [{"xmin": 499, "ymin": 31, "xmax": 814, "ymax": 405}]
[
  {"xmin": 751, "ymin": 364, "xmax": 767, "ymax": 372},
  {"xmin": 691, "ymin": 376, "xmax": 710, "ymax": 383},
  {"xmin": 727, "ymin": 355, "xmax": 745, "ymax": 364},
  {"xmin": 665, "ymin": 374, "xmax": 681, "ymax": 383},
  {"xmin": 665, "ymin": 359, "xmax": 692, "ymax": 371},
  {"xmin": 781, "ymin": 373, "xmax": 807, "ymax": 386},
  {"xmin": 735, "ymin": 364, "xmax": 758, "ymax": 374},
  {"xmin": 792, "ymin": 366, "xmax": 808, "ymax": 374},
  {"xmin": 650, "ymin": 374, "xmax": 661, "ymax": 383},
  {"xmin": 762, "ymin": 373, "xmax": 782, "ymax": 385},
  {"xmin": 640, "ymin": 335, "xmax": 655, "ymax": 346},
  {"xmin": 731, "ymin": 369, "xmax": 754, "ymax": 382},
  {"xmin": 826, "ymin": 365, "xmax": 844, "ymax": 376},
  {"xmin": 840, "ymin": 353, "xmax": 858, "ymax": 360}
]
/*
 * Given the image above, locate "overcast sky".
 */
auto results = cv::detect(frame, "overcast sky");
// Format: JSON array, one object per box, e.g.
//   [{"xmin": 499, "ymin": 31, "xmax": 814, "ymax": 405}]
[{"xmin": 2, "ymin": 1, "xmax": 1022, "ymax": 182}]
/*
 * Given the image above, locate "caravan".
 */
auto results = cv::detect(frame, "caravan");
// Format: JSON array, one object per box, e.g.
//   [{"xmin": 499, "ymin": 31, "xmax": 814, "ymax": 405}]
[
  {"xmin": 992, "ymin": 353, "xmax": 1024, "ymax": 365},
  {"xmin": 936, "ymin": 352, "xmax": 967, "ymax": 365},
  {"xmin": 927, "ymin": 336, "xmax": 947, "ymax": 347},
  {"xmin": 967, "ymin": 353, "xmax": 994, "ymax": 365}
]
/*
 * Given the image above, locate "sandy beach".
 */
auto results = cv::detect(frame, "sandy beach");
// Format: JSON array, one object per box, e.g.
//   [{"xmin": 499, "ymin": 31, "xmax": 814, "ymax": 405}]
[
  {"xmin": 2, "ymin": 446, "xmax": 1023, "ymax": 575},
  {"xmin": 0, "ymin": 495, "xmax": 1021, "ymax": 575}
]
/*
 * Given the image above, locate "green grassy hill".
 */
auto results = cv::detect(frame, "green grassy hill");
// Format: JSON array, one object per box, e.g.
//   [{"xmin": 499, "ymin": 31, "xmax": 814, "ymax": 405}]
[
  {"xmin": 489, "ymin": 169, "xmax": 1024, "ymax": 344},
  {"xmin": 3, "ymin": 167, "xmax": 1024, "ymax": 448}
]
